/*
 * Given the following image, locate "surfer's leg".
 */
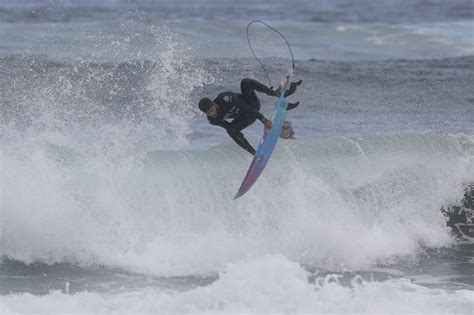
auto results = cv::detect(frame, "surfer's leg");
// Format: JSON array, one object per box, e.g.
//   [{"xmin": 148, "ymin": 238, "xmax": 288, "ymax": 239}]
[
  {"xmin": 240, "ymin": 79, "xmax": 273, "ymax": 109},
  {"xmin": 241, "ymin": 78, "xmax": 302, "ymax": 100}
]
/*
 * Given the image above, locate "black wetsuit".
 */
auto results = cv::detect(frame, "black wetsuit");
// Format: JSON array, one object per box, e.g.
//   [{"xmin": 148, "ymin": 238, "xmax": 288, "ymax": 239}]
[{"xmin": 208, "ymin": 79, "xmax": 273, "ymax": 155}]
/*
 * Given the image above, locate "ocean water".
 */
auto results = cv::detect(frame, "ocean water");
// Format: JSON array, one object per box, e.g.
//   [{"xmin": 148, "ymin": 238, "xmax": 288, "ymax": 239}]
[{"xmin": 1, "ymin": 0, "xmax": 474, "ymax": 313}]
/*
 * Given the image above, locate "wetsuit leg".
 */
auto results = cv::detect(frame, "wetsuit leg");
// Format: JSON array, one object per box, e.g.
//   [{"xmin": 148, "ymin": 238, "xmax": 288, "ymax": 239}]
[{"xmin": 240, "ymin": 78, "xmax": 273, "ymax": 109}]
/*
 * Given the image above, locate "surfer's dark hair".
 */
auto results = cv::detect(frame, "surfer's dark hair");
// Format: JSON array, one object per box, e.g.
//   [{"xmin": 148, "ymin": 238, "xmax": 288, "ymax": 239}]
[{"xmin": 198, "ymin": 98, "xmax": 213, "ymax": 112}]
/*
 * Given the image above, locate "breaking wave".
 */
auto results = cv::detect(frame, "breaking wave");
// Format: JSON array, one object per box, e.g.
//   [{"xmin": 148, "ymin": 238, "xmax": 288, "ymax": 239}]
[{"xmin": 2, "ymin": 132, "xmax": 473, "ymax": 276}]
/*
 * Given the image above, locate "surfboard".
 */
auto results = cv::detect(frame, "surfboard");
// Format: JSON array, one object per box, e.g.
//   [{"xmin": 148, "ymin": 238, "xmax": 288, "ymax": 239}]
[{"xmin": 234, "ymin": 75, "xmax": 292, "ymax": 199}]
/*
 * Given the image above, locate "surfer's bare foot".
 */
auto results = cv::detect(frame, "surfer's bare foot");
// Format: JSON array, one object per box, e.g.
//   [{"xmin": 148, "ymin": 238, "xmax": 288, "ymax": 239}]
[{"xmin": 271, "ymin": 79, "xmax": 303, "ymax": 97}]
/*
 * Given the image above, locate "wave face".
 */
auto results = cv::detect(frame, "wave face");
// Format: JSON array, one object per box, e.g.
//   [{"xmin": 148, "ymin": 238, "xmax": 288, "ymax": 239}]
[{"xmin": 2, "ymin": 131, "xmax": 473, "ymax": 276}]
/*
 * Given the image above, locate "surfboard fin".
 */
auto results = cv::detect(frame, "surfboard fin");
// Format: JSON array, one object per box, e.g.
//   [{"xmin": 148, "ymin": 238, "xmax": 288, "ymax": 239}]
[
  {"xmin": 287, "ymin": 101, "xmax": 300, "ymax": 110},
  {"xmin": 284, "ymin": 79, "xmax": 302, "ymax": 97}
]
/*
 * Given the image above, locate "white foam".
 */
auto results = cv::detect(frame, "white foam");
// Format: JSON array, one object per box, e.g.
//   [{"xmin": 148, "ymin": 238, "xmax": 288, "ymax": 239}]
[
  {"xmin": 1, "ymin": 255, "xmax": 472, "ymax": 314},
  {"xmin": 1, "ymin": 135, "xmax": 473, "ymax": 276}
]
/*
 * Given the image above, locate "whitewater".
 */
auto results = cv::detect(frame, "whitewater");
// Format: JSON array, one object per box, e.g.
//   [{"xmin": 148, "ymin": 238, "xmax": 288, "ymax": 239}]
[{"xmin": 1, "ymin": 0, "xmax": 474, "ymax": 313}]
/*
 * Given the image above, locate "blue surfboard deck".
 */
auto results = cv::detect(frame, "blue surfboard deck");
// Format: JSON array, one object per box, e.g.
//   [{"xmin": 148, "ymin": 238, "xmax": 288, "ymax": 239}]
[{"xmin": 234, "ymin": 76, "xmax": 291, "ymax": 199}]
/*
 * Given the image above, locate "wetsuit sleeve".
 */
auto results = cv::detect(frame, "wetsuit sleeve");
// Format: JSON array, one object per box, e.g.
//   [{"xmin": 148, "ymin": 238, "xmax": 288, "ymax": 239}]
[
  {"xmin": 209, "ymin": 119, "xmax": 256, "ymax": 155},
  {"xmin": 232, "ymin": 98, "xmax": 267, "ymax": 123},
  {"xmin": 209, "ymin": 119, "xmax": 231, "ymax": 129},
  {"xmin": 227, "ymin": 129, "xmax": 256, "ymax": 155}
]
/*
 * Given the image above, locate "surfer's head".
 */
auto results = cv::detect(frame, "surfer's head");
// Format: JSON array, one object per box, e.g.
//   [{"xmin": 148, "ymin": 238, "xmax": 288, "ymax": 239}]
[{"xmin": 199, "ymin": 98, "xmax": 218, "ymax": 118}]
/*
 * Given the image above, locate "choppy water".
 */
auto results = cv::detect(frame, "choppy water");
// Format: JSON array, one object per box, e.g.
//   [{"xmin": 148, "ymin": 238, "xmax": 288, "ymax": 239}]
[{"xmin": 1, "ymin": 0, "xmax": 474, "ymax": 313}]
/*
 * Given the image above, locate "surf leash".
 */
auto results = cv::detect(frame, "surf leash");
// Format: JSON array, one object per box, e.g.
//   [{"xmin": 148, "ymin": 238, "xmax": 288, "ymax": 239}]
[{"xmin": 246, "ymin": 20, "xmax": 295, "ymax": 88}]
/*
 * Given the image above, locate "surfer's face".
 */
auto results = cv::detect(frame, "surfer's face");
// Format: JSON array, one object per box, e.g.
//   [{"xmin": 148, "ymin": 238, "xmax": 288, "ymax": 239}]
[{"xmin": 206, "ymin": 103, "xmax": 219, "ymax": 118}]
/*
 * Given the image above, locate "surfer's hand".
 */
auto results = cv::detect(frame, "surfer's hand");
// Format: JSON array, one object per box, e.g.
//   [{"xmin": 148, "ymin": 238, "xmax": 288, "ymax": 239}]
[{"xmin": 264, "ymin": 119, "xmax": 273, "ymax": 129}]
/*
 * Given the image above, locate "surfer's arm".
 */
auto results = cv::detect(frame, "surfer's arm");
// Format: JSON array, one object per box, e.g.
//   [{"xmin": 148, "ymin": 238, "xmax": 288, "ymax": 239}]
[
  {"xmin": 232, "ymin": 98, "xmax": 269, "ymax": 125},
  {"xmin": 210, "ymin": 119, "xmax": 269, "ymax": 134},
  {"xmin": 209, "ymin": 119, "xmax": 231, "ymax": 129},
  {"xmin": 226, "ymin": 128, "xmax": 256, "ymax": 156},
  {"xmin": 209, "ymin": 120, "xmax": 256, "ymax": 155}
]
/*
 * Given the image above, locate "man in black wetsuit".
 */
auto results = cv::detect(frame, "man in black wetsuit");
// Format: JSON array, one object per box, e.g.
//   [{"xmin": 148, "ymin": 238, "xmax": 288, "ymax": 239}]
[{"xmin": 198, "ymin": 78, "xmax": 301, "ymax": 155}]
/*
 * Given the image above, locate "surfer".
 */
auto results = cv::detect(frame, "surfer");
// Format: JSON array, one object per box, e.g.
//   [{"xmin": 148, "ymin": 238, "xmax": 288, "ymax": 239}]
[{"xmin": 199, "ymin": 78, "xmax": 301, "ymax": 155}]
